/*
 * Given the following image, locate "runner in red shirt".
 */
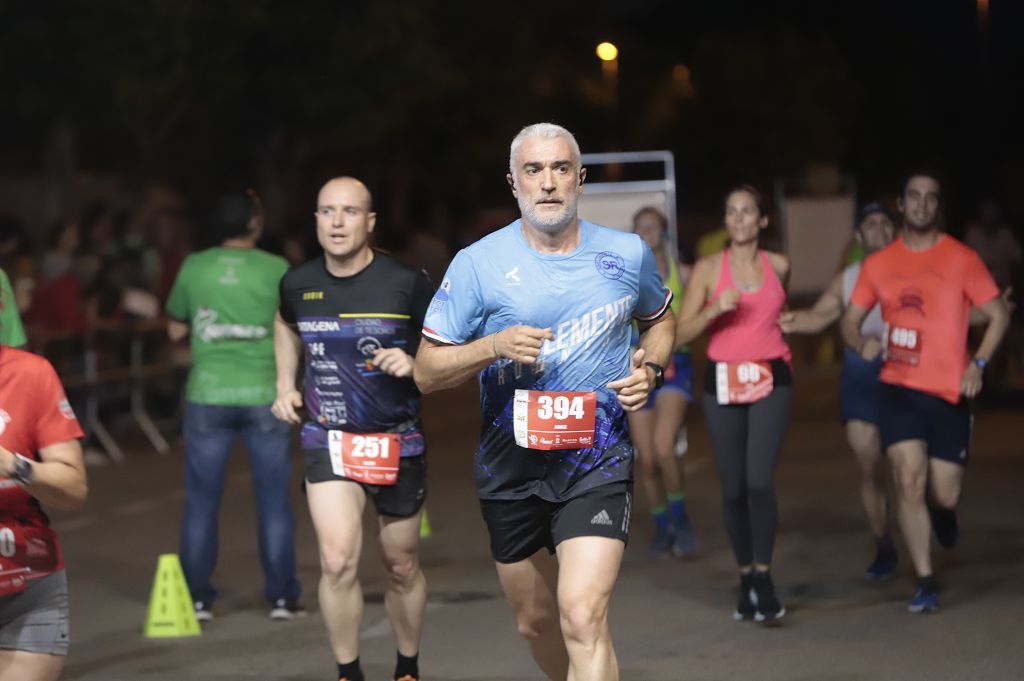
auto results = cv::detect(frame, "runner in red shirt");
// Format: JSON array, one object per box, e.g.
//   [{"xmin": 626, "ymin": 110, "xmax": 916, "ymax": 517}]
[
  {"xmin": 841, "ymin": 171, "xmax": 1009, "ymax": 614},
  {"xmin": 0, "ymin": 344, "xmax": 87, "ymax": 679}
]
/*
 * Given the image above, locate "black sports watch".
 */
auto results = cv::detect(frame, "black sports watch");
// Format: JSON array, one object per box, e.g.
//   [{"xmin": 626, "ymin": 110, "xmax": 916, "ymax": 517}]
[
  {"xmin": 644, "ymin": 362, "xmax": 665, "ymax": 390},
  {"xmin": 10, "ymin": 453, "xmax": 35, "ymax": 486}
]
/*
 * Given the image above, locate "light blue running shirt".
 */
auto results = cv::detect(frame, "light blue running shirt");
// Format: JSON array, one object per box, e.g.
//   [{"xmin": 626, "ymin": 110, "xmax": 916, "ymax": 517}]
[{"xmin": 423, "ymin": 219, "xmax": 671, "ymax": 501}]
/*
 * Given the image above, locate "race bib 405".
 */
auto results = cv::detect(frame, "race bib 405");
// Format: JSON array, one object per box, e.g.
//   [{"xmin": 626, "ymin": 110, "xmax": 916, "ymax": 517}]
[
  {"xmin": 884, "ymin": 325, "xmax": 923, "ymax": 366},
  {"xmin": 513, "ymin": 390, "xmax": 597, "ymax": 451}
]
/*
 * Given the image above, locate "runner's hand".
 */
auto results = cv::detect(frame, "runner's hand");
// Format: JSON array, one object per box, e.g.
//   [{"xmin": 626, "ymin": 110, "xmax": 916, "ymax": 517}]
[
  {"xmin": 712, "ymin": 288, "xmax": 741, "ymax": 318},
  {"xmin": 373, "ymin": 347, "xmax": 414, "ymax": 377},
  {"xmin": 777, "ymin": 311, "xmax": 796, "ymax": 333},
  {"xmin": 272, "ymin": 389, "xmax": 304, "ymax": 424},
  {"xmin": 860, "ymin": 337, "xmax": 882, "ymax": 361},
  {"xmin": 608, "ymin": 348, "xmax": 653, "ymax": 412},
  {"xmin": 493, "ymin": 325, "xmax": 553, "ymax": 364},
  {"xmin": 960, "ymin": 362, "xmax": 983, "ymax": 398}
]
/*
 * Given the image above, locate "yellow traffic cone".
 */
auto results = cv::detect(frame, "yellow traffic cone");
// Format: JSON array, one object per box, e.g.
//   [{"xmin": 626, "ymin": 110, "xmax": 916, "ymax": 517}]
[
  {"xmin": 144, "ymin": 554, "xmax": 201, "ymax": 638},
  {"xmin": 419, "ymin": 508, "xmax": 432, "ymax": 539}
]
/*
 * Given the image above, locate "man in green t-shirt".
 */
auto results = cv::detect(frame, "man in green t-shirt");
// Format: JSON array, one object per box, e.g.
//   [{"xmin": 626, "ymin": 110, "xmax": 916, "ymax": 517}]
[
  {"xmin": 166, "ymin": 190, "xmax": 303, "ymax": 622},
  {"xmin": 0, "ymin": 268, "xmax": 28, "ymax": 347}
]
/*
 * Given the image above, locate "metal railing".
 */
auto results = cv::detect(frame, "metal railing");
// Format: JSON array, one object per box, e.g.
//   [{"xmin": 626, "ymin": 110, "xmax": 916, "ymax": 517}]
[{"xmin": 35, "ymin": 322, "xmax": 182, "ymax": 463}]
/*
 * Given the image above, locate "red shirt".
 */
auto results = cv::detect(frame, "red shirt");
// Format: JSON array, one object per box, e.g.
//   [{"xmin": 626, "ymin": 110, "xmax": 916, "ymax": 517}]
[
  {"xmin": 0, "ymin": 347, "xmax": 83, "ymax": 588},
  {"xmin": 851, "ymin": 235, "xmax": 999, "ymax": 403}
]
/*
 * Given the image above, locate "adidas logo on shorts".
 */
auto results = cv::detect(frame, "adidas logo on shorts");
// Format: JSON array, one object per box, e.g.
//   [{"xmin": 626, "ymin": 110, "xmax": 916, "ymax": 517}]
[{"xmin": 591, "ymin": 509, "xmax": 614, "ymax": 526}]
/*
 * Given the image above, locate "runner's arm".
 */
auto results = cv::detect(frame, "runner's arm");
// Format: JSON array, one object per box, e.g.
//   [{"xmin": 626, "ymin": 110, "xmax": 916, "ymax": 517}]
[
  {"xmin": 767, "ymin": 251, "xmax": 791, "ymax": 291},
  {"xmin": 414, "ymin": 324, "xmax": 554, "ymax": 393},
  {"xmin": 414, "ymin": 336, "xmax": 499, "ymax": 393},
  {"xmin": 608, "ymin": 309, "xmax": 675, "ymax": 411},
  {"xmin": 167, "ymin": 318, "xmax": 189, "ymax": 342},
  {"xmin": 840, "ymin": 304, "xmax": 871, "ymax": 355},
  {"xmin": 637, "ymin": 308, "xmax": 675, "ymax": 370},
  {"xmin": 972, "ymin": 294, "xmax": 1011, "ymax": 364},
  {"xmin": 274, "ymin": 311, "xmax": 303, "ymax": 393},
  {"xmin": 676, "ymin": 257, "xmax": 730, "ymax": 346},
  {"xmin": 779, "ymin": 273, "xmax": 844, "ymax": 334},
  {"xmin": 0, "ymin": 440, "xmax": 87, "ymax": 510},
  {"xmin": 969, "ymin": 287, "xmax": 1013, "ymax": 326}
]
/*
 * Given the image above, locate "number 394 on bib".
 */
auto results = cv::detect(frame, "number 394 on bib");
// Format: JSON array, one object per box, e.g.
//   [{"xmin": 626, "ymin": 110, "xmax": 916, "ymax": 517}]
[{"xmin": 513, "ymin": 390, "xmax": 597, "ymax": 451}]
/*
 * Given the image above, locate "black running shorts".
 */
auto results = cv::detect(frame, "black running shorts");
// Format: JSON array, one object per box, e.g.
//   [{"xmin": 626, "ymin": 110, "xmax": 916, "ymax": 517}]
[
  {"xmin": 305, "ymin": 451, "xmax": 427, "ymax": 518},
  {"xmin": 479, "ymin": 481, "xmax": 632, "ymax": 564},
  {"xmin": 878, "ymin": 383, "xmax": 972, "ymax": 465}
]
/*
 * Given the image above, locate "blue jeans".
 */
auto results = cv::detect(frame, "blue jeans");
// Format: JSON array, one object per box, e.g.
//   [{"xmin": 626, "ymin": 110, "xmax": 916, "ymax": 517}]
[{"xmin": 180, "ymin": 402, "xmax": 300, "ymax": 605}]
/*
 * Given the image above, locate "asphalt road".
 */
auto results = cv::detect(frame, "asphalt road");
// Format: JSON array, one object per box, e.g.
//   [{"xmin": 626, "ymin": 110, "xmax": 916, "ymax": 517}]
[{"xmin": 51, "ymin": 367, "xmax": 1024, "ymax": 680}]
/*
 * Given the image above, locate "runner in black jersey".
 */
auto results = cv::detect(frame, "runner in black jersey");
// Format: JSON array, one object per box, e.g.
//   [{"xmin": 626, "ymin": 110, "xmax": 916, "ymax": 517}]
[{"xmin": 273, "ymin": 177, "xmax": 433, "ymax": 681}]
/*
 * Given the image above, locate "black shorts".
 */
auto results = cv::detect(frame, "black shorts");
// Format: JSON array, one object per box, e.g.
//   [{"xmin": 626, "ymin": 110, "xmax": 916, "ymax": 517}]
[
  {"xmin": 479, "ymin": 481, "xmax": 632, "ymax": 564},
  {"xmin": 878, "ymin": 383, "xmax": 972, "ymax": 465},
  {"xmin": 305, "ymin": 451, "xmax": 427, "ymax": 518}
]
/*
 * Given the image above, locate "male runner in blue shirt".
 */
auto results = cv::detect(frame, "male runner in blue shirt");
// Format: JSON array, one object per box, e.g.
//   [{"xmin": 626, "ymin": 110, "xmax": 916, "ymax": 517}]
[{"xmin": 414, "ymin": 123, "xmax": 675, "ymax": 681}]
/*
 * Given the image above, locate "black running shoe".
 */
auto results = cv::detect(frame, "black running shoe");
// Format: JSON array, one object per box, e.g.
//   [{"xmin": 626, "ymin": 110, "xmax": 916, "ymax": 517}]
[
  {"xmin": 751, "ymin": 570, "xmax": 786, "ymax": 623},
  {"xmin": 733, "ymin": 573, "xmax": 756, "ymax": 621},
  {"xmin": 928, "ymin": 503, "xmax": 959, "ymax": 549},
  {"xmin": 865, "ymin": 545, "xmax": 899, "ymax": 580}
]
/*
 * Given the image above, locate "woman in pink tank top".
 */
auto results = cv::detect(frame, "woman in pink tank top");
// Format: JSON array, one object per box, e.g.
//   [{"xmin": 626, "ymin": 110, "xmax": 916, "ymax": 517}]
[{"xmin": 676, "ymin": 185, "xmax": 792, "ymax": 623}]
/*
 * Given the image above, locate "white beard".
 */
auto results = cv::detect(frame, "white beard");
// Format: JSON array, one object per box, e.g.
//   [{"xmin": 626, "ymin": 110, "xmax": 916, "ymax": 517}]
[{"xmin": 518, "ymin": 194, "xmax": 577, "ymax": 233}]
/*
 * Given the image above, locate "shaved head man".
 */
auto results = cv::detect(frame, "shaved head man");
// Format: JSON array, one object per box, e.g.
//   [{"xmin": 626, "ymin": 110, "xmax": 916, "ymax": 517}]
[{"xmin": 274, "ymin": 176, "xmax": 435, "ymax": 681}]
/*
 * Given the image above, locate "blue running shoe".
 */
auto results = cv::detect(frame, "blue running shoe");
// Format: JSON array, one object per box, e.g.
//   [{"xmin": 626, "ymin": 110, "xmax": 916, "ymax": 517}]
[
  {"xmin": 671, "ymin": 518, "xmax": 699, "ymax": 557},
  {"xmin": 865, "ymin": 546, "xmax": 898, "ymax": 580},
  {"xmin": 908, "ymin": 587, "xmax": 939, "ymax": 614}
]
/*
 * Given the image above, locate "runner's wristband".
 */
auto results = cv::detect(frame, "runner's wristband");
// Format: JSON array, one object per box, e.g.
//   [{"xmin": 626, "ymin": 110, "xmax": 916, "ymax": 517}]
[
  {"xmin": 973, "ymin": 357, "xmax": 988, "ymax": 370},
  {"xmin": 492, "ymin": 333, "xmax": 500, "ymax": 359},
  {"xmin": 10, "ymin": 453, "xmax": 34, "ymax": 485}
]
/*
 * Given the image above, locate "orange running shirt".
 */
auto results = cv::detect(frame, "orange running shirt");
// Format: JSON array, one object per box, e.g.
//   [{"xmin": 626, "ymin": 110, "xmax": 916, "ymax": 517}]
[{"xmin": 850, "ymin": 235, "xmax": 999, "ymax": 403}]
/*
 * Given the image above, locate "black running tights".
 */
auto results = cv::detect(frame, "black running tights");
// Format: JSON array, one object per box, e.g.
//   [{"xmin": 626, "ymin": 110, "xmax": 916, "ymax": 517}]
[{"xmin": 702, "ymin": 386, "xmax": 792, "ymax": 566}]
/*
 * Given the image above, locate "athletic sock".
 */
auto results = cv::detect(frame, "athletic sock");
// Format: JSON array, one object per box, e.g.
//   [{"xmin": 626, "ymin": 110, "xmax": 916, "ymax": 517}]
[
  {"xmin": 917, "ymin": 574, "xmax": 938, "ymax": 595},
  {"xmin": 667, "ymin": 493, "xmax": 687, "ymax": 522},
  {"xmin": 395, "ymin": 651, "xmax": 419, "ymax": 679},
  {"xmin": 876, "ymin": 535, "xmax": 895, "ymax": 554},
  {"xmin": 650, "ymin": 505, "xmax": 669, "ymax": 531},
  {"xmin": 338, "ymin": 658, "xmax": 364, "ymax": 681}
]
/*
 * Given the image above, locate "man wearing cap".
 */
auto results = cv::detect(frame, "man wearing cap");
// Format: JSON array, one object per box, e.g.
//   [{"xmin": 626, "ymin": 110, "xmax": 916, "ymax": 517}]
[{"xmin": 779, "ymin": 202, "xmax": 899, "ymax": 578}]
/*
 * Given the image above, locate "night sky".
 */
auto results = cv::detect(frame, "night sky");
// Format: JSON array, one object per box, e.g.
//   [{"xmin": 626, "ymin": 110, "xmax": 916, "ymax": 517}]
[{"xmin": 3, "ymin": 0, "xmax": 1022, "ymax": 237}]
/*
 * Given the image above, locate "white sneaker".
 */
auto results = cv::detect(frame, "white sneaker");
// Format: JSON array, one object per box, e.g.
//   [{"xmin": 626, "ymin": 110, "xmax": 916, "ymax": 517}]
[
  {"xmin": 269, "ymin": 599, "xmax": 307, "ymax": 621},
  {"xmin": 194, "ymin": 601, "xmax": 213, "ymax": 623}
]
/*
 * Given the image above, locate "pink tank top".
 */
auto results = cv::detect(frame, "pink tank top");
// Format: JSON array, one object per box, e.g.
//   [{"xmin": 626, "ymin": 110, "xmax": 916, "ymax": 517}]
[{"xmin": 707, "ymin": 251, "xmax": 791, "ymax": 363}]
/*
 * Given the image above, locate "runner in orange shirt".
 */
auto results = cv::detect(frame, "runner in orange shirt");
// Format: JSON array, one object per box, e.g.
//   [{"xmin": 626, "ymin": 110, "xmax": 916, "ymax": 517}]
[{"xmin": 841, "ymin": 171, "xmax": 1010, "ymax": 614}]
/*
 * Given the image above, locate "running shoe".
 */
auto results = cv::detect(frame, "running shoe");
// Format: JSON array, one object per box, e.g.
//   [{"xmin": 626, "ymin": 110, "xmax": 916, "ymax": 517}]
[
  {"xmin": 648, "ymin": 523, "xmax": 674, "ymax": 558},
  {"xmin": 193, "ymin": 601, "xmax": 213, "ymax": 623},
  {"xmin": 907, "ymin": 586, "xmax": 939, "ymax": 614},
  {"xmin": 864, "ymin": 546, "xmax": 899, "ymax": 580},
  {"xmin": 671, "ymin": 518, "xmax": 699, "ymax": 557},
  {"xmin": 733, "ymin": 573, "xmax": 756, "ymax": 621},
  {"xmin": 269, "ymin": 598, "xmax": 308, "ymax": 621},
  {"xmin": 751, "ymin": 570, "xmax": 786, "ymax": 623},
  {"xmin": 928, "ymin": 503, "xmax": 959, "ymax": 549}
]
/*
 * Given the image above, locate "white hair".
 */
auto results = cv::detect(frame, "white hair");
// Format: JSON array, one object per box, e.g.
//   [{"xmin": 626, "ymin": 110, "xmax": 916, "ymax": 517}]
[{"xmin": 508, "ymin": 123, "xmax": 582, "ymax": 177}]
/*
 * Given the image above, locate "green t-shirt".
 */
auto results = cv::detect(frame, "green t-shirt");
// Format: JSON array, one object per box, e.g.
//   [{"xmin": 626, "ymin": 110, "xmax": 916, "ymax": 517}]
[
  {"xmin": 166, "ymin": 247, "xmax": 289, "ymax": 405},
  {"xmin": 0, "ymin": 269, "xmax": 28, "ymax": 347}
]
